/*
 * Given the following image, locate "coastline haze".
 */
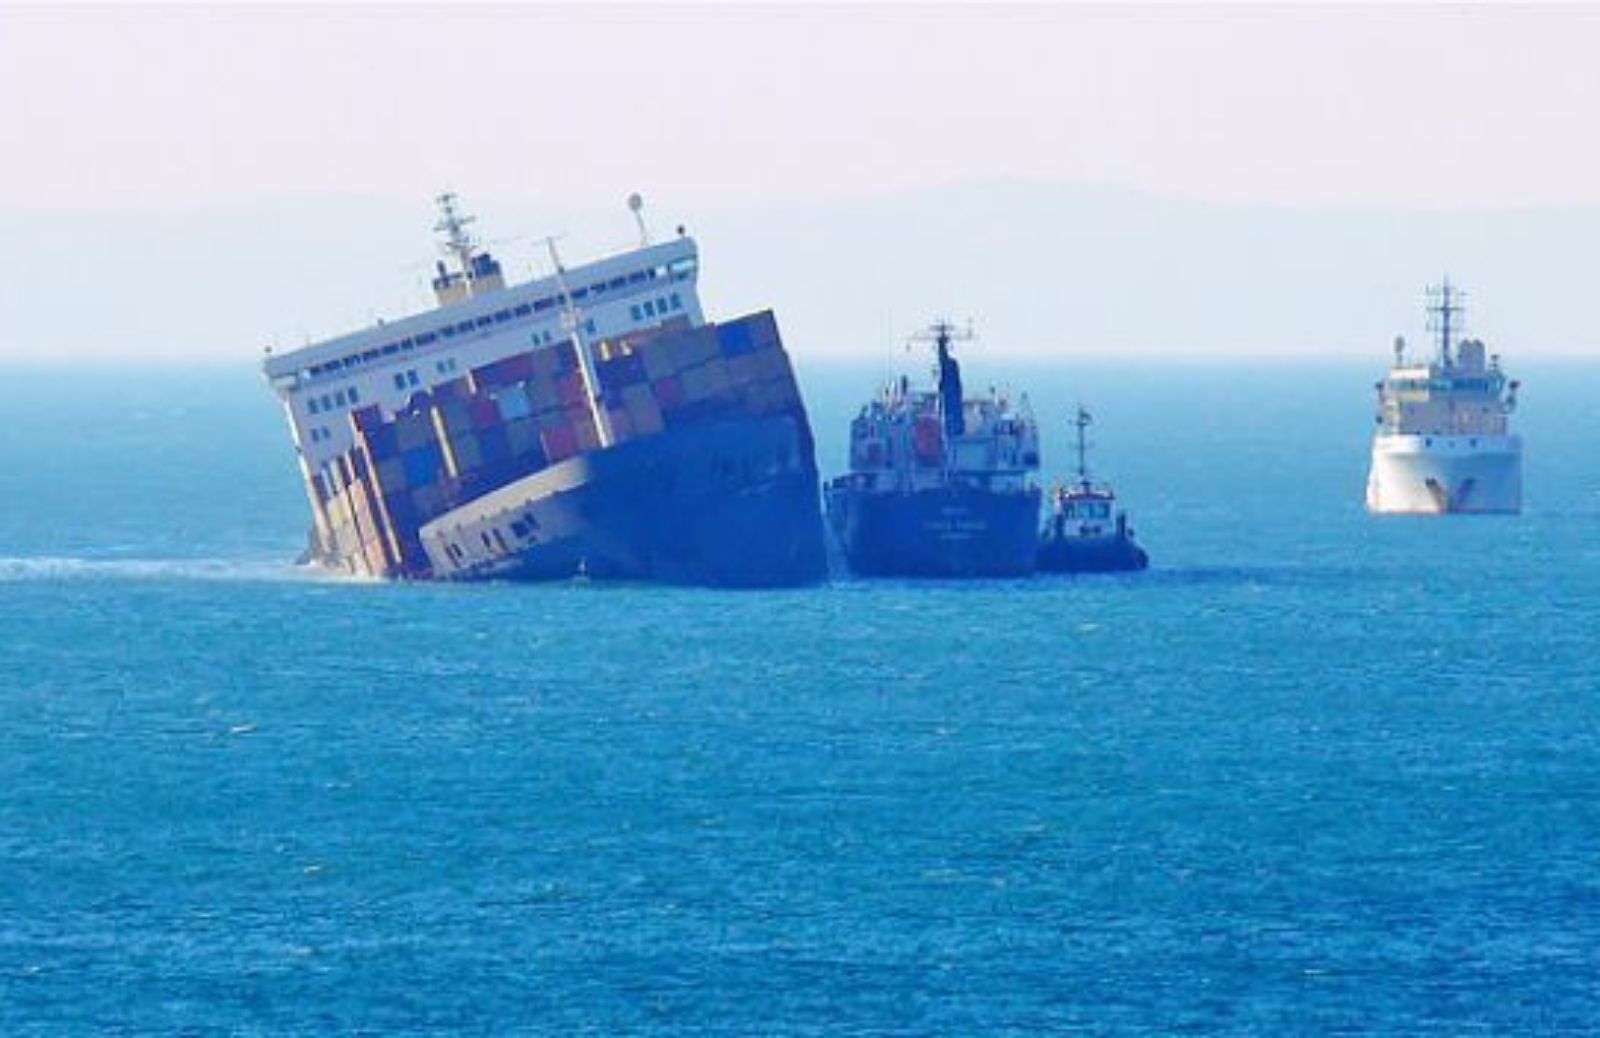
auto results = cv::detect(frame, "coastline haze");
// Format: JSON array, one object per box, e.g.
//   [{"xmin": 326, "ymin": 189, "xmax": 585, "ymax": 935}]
[{"xmin": 2, "ymin": 5, "xmax": 1598, "ymax": 362}]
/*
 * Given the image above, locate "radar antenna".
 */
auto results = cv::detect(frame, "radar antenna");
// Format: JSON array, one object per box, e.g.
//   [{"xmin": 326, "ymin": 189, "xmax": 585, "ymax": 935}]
[
  {"xmin": 1425, "ymin": 278, "xmax": 1465, "ymax": 368},
  {"xmin": 433, "ymin": 191, "xmax": 479, "ymax": 273},
  {"xmin": 628, "ymin": 192, "xmax": 651, "ymax": 247}
]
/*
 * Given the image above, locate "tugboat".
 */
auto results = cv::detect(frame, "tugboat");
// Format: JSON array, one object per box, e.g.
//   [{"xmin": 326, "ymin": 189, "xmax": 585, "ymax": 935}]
[
  {"xmin": 1038, "ymin": 407, "xmax": 1148, "ymax": 573},
  {"xmin": 824, "ymin": 320, "xmax": 1041, "ymax": 577}
]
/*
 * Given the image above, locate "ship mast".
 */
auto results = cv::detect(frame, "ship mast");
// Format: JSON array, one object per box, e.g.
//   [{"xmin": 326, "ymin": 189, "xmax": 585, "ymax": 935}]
[
  {"xmin": 1073, "ymin": 406, "xmax": 1093, "ymax": 487},
  {"xmin": 1426, "ymin": 278, "xmax": 1464, "ymax": 369},
  {"xmin": 434, "ymin": 192, "xmax": 478, "ymax": 273}
]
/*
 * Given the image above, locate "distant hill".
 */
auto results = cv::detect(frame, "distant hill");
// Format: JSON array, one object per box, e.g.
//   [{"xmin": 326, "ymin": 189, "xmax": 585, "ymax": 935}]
[{"xmin": 3, "ymin": 180, "xmax": 1598, "ymax": 363}]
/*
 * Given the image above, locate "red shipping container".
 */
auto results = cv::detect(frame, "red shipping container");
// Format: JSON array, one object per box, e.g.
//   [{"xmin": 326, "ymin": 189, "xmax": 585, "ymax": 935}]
[
  {"xmin": 557, "ymin": 372, "xmax": 587, "ymax": 408},
  {"xmin": 469, "ymin": 396, "xmax": 501, "ymax": 430},
  {"xmin": 540, "ymin": 423, "xmax": 579, "ymax": 463},
  {"xmin": 470, "ymin": 351, "xmax": 538, "ymax": 390},
  {"xmin": 653, "ymin": 376, "xmax": 684, "ymax": 411}
]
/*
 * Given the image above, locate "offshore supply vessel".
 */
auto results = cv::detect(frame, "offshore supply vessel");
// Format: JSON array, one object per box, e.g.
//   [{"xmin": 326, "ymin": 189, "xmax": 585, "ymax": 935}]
[
  {"xmin": 1366, "ymin": 280, "xmax": 1522, "ymax": 515},
  {"xmin": 1038, "ymin": 407, "xmax": 1148, "ymax": 573},
  {"xmin": 825, "ymin": 321, "xmax": 1042, "ymax": 577},
  {"xmin": 261, "ymin": 194, "xmax": 826, "ymax": 585}
]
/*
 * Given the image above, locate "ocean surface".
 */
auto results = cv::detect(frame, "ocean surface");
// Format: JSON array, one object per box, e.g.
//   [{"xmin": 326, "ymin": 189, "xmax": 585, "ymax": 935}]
[{"xmin": 2, "ymin": 359, "xmax": 1599, "ymax": 1034}]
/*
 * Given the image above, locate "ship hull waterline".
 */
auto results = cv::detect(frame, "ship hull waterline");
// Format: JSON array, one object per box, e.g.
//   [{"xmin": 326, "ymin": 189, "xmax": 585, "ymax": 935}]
[
  {"xmin": 825, "ymin": 484, "xmax": 1043, "ymax": 579},
  {"xmin": 417, "ymin": 415, "xmax": 828, "ymax": 587},
  {"xmin": 1366, "ymin": 434, "xmax": 1522, "ymax": 515},
  {"xmin": 1037, "ymin": 535, "xmax": 1149, "ymax": 574}
]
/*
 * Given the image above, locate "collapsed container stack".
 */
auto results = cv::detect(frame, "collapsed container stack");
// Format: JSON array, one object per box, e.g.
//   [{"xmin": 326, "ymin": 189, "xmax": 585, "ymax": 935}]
[{"xmin": 307, "ymin": 310, "xmax": 804, "ymax": 579}]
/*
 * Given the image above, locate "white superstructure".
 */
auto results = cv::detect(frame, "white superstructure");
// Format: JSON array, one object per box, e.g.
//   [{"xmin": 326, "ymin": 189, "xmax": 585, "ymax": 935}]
[
  {"xmin": 262, "ymin": 193, "xmax": 706, "ymax": 512},
  {"xmin": 1366, "ymin": 281, "xmax": 1522, "ymax": 515}
]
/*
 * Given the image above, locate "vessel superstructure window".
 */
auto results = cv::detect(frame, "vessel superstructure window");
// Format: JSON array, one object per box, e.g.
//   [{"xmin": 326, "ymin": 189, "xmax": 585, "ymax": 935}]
[
  {"xmin": 671, "ymin": 292, "xmax": 683, "ymax": 310},
  {"xmin": 307, "ymin": 397, "xmax": 321, "ymax": 415},
  {"xmin": 334, "ymin": 390, "xmax": 347, "ymax": 407},
  {"xmin": 631, "ymin": 305, "xmax": 643, "ymax": 321},
  {"xmin": 321, "ymin": 394, "xmax": 334, "ymax": 411},
  {"xmin": 643, "ymin": 300, "xmax": 656, "ymax": 317},
  {"xmin": 349, "ymin": 387, "xmax": 360, "ymax": 404},
  {"xmin": 475, "ymin": 316, "xmax": 493, "ymax": 328},
  {"xmin": 514, "ymin": 303, "xmax": 532, "ymax": 317},
  {"xmin": 493, "ymin": 310, "xmax": 511, "ymax": 324},
  {"xmin": 457, "ymin": 322, "xmax": 474, "ymax": 335}
]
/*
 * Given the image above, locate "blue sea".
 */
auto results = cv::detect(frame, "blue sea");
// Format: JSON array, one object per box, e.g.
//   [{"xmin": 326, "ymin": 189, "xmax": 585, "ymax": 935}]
[{"xmin": 2, "ymin": 360, "xmax": 1599, "ymax": 1034}]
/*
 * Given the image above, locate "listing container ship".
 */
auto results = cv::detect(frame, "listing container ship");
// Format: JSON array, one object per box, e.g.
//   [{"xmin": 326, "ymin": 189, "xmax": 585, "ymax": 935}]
[
  {"xmin": 261, "ymin": 194, "xmax": 827, "ymax": 585},
  {"xmin": 824, "ymin": 321, "xmax": 1041, "ymax": 577},
  {"xmin": 1366, "ymin": 280, "xmax": 1522, "ymax": 515}
]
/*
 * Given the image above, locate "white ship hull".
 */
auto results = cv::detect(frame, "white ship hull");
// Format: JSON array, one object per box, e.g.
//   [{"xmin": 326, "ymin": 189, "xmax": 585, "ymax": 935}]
[{"xmin": 1366, "ymin": 434, "xmax": 1522, "ymax": 515}]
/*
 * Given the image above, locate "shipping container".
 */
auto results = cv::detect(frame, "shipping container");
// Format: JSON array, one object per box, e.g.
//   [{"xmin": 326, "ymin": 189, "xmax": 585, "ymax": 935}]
[
  {"xmin": 469, "ymin": 351, "xmax": 538, "ymax": 391},
  {"xmin": 504, "ymin": 416, "xmax": 543, "ymax": 458},
  {"xmin": 496, "ymin": 387, "xmax": 533, "ymax": 422},
  {"xmin": 717, "ymin": 321, "xmax": 757, "ymax": 358},
  {"xmin": 680, "ymin": 357, "xmax": 732, "ymax": 402},
  {"xmin": 540, "ymin": 423, "xmax": 579, "ymax": 463},
  {"xmin": 402, "ymin": 443, "xmax": 445, "ymax": 487},
  {"xmin": 653, "ymin": 376, "xmax": 685, "ymax": 412}
]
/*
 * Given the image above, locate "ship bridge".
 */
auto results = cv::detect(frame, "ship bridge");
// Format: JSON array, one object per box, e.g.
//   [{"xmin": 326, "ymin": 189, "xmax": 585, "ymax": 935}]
[{"xmin": 261, "ymin": 197, "xmax": 705, "ymax": 477}]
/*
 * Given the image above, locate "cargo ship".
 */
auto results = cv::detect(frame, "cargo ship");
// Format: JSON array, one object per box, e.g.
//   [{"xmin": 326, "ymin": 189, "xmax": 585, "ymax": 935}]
[
  {"xmin": 261, "ymin": 194, "xmax": 827, "ymax": 586},
  {"xmin": 1038, "ymin": 407, "xmax": 1148, "ymax": 573},
  {"xmin": 824, "ymin": 321, "xmax": 1041, "ymax": 577},
  {"xmin": 1366, "ymin": 280, "xmax": 1522, "ymax": 515}
]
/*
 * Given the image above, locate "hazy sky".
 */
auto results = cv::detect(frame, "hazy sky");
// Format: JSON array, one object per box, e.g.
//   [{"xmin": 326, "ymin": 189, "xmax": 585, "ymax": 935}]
[
  {"xmin": 6, "ymin": 3, "xmax": 1600, "ymax": 211},
  {"xmin": 2, "ymin": 4, "xmax": 1599, "ymax": 362}
]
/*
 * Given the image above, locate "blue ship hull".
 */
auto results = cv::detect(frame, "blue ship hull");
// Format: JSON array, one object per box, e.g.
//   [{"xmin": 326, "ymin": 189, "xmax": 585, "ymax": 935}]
[
  {"xmin": 825, "ymin": 483, "xmax": 1042, "ymax": 578},
  {"xmin": 424, "ymin": 415, "xmax": 827, "ymax": 587},
  {"xmin": 1037, "ymin": 533, "xmax": 1149, "ymax": 573}
]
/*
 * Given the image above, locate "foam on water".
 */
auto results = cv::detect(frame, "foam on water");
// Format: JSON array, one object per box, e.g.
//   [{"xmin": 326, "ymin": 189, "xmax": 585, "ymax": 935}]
[{"xmin": 0, "ymin": 555, "xmax": 316, "ymax": 585}]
